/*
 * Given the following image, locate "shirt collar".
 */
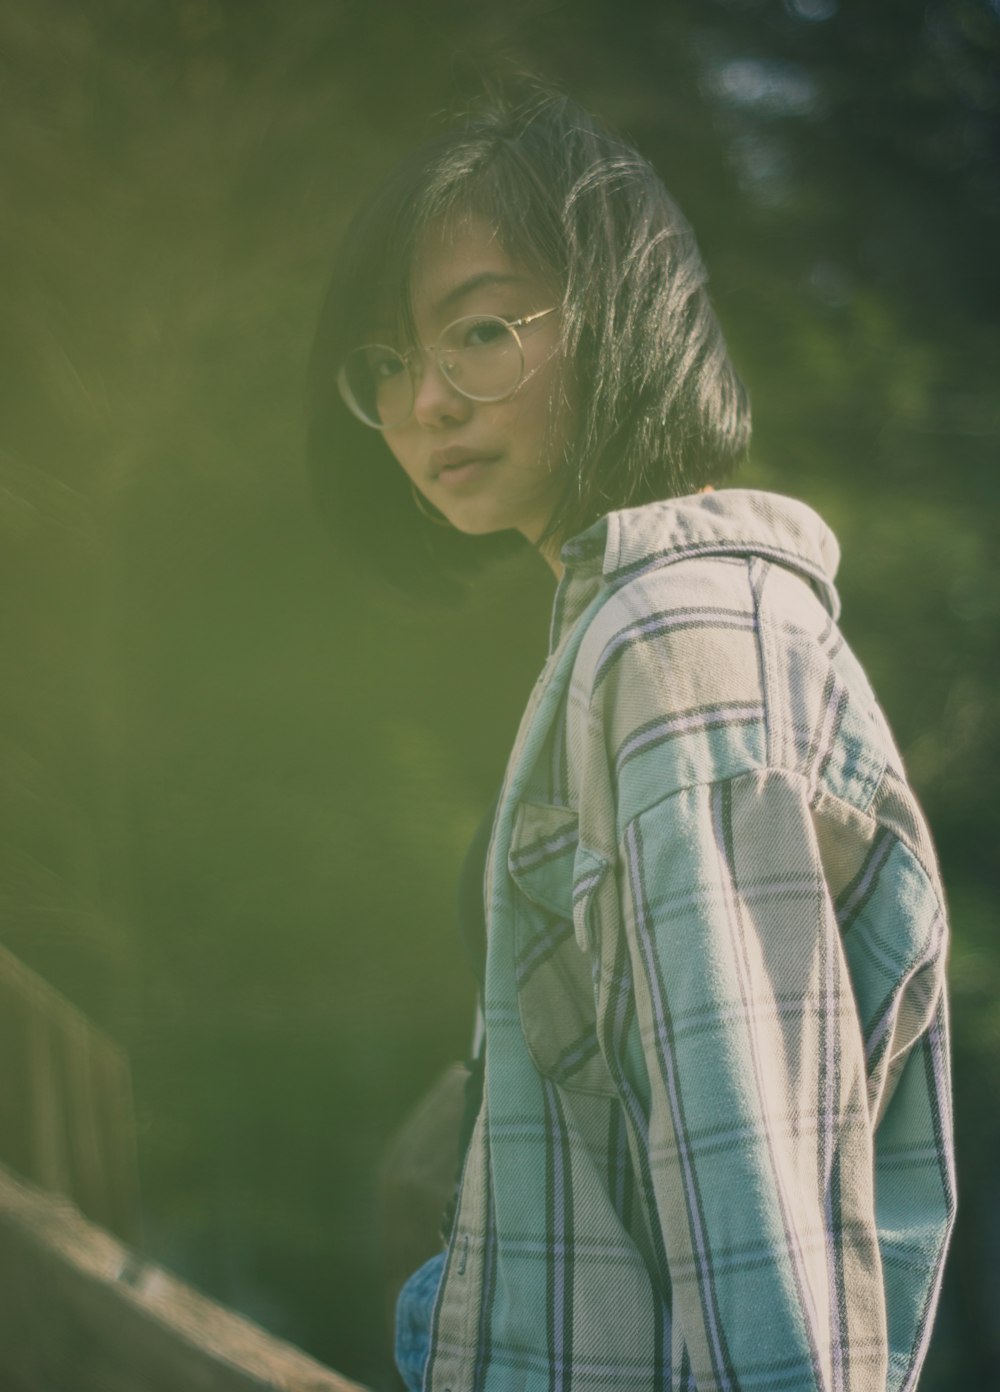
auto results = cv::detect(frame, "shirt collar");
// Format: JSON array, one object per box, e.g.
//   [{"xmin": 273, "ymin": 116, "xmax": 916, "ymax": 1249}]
[{"xmin": 551, "ymin": 489, "xmax": 842, "ymax": 652}]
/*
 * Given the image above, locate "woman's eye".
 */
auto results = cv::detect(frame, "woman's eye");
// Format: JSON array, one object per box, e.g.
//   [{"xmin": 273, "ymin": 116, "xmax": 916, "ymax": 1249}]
[
  {"xmin": 463, "ymin": 318, "xmax": 509, "ymax": 349},
  {"xmin": 371, "ymin": 352, "xmax": 405, "ymax": 381}
]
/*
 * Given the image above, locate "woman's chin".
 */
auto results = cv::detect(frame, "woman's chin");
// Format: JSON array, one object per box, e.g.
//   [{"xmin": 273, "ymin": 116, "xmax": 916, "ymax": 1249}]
[{"xmin": 444, "ymin": 507, "xmax": 516, "ymax": 538}]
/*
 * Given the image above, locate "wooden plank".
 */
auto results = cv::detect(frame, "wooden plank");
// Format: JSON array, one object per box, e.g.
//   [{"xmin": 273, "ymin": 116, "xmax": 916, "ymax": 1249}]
[
  {"xmin": 0, "ymin": 940, "xmax": 140, "ymax": 1241},
  {"xmin": 0, "ymin": 1161, "xmax": 370, "ymax": 1392}
]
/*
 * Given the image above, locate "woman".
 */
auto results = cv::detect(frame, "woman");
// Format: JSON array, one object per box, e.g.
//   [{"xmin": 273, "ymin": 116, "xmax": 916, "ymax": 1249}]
[{"xmin": 309, "ymin": 86, "xmax": 955, "ymax": 1392}]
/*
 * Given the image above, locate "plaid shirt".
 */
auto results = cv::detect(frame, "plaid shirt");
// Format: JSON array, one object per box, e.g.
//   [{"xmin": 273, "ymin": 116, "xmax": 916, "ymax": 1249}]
[{"xmin": 426, "ymin": 490, "xmax": 955, "ymax": 1392}]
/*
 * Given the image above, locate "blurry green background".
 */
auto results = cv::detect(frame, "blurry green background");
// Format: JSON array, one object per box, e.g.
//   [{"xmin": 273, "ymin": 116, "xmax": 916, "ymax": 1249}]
[{"xmin": 1, "ymin": 0, "xmax": 997, "ymax": 1387}]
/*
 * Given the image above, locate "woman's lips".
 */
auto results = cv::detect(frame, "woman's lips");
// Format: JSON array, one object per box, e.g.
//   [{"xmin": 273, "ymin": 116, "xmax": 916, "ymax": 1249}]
[
  {"xmin": 436, "ymin": 459, "xmax": 496, "ymax": 487},
  {"xmin": 430, "ymin": 448, "xmax": 499, "ymax": 486}
]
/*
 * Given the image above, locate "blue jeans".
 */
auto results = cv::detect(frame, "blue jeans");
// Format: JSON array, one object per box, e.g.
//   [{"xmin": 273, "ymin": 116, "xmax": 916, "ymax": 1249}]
[{"xmin": 394, "ymin": 1251, "xmax": 446, "ymax": 1392}]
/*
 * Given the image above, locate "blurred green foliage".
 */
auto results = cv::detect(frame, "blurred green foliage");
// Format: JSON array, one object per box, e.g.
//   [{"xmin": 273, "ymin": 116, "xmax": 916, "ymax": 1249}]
[{"xmin": 1, "ymin": 0, "xmax": 997, "ymax": 1386}]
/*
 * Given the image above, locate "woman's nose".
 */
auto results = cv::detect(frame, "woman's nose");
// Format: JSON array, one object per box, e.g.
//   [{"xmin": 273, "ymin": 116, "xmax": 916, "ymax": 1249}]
[{"xmin": 409, "ymin": 352, "xmax": 473, "ymax": 427}]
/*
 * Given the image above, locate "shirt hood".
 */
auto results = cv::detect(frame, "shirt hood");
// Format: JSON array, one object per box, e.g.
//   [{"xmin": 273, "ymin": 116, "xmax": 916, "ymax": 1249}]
[{"xmin": 560, "ymin": 489, "xmax": 842, "ymax": 623}]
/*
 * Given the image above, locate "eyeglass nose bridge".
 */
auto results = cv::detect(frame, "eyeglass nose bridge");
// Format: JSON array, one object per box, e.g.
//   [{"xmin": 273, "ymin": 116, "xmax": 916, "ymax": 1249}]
[
  {"xmin": 338, "ymin": 308, "xmax": 558, "ymax": 429},
  {"xmin": 397, "ymin": 326, "xmax": 498, "ymax": 402},
  {"xmin": 399, "ymin": 338, "xmax": 463, "ymax": 401}
]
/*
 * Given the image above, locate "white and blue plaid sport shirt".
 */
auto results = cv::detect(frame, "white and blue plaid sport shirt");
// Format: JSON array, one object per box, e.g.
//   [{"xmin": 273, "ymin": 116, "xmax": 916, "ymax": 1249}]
[{"xmin": 425, "ymin": 490, "xmax": 955, "ymax": 1392}]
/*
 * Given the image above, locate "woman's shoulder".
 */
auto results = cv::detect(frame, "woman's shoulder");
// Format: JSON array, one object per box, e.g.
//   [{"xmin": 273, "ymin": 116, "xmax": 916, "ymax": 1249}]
[
  {"xmin": 564, "ymin": 496, "xmax": 899, "ymax": 820},
  {"xmin": 572, "ymin": 549, "xmax": 763, "ymax": 701},
  {"xmin": 568, "ymin": 490, "xmax": 841, "ymax": 685}
]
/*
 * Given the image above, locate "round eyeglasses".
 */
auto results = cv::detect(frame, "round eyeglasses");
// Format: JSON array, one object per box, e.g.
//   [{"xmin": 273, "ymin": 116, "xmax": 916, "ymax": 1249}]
[{"xmin": 336, "ymin": 307, "xmax": 558, "ymax": 430}]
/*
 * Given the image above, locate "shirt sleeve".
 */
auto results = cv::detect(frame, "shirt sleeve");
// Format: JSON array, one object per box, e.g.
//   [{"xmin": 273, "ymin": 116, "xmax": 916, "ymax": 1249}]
[{"xmin": 607, "ymin": 764, "xmax": 954, "ymax": 1392}]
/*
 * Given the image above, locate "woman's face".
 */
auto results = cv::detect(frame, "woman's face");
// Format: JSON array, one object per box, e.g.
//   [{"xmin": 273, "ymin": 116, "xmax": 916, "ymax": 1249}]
[{"xmin": 376, "ymin": 216, "xmax": 573, "ymax": 561}]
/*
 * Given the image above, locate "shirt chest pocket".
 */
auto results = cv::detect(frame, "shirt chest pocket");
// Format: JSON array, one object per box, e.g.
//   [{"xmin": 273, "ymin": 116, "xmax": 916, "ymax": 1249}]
[{"xmin": 507, "ymin": 800, "xmax": 616, "ymax": 1097}]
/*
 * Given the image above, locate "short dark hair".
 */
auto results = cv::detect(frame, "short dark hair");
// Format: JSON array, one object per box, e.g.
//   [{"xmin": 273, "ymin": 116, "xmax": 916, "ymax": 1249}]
[{"xmin": 307, "ymin": 81, "xmax": 751, "ymax": 600}]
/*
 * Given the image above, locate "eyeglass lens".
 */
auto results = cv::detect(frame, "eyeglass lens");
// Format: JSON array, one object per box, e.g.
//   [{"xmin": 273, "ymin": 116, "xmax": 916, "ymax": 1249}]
[{"xmin": 339, "ymin": 315, "xmax": 525, "ymax": 428}]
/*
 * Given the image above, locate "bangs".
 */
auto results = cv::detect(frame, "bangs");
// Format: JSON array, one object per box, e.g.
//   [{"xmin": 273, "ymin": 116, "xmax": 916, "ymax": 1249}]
[{"xmin": 333, "ymin": 141, "xmax": 568, "ymax": 361}]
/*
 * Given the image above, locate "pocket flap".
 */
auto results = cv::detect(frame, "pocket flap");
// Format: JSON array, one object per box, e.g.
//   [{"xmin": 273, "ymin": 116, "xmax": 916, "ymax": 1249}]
[{"xmin": 508, "ymin": 801, "xmax": 610, "ymax": 951}]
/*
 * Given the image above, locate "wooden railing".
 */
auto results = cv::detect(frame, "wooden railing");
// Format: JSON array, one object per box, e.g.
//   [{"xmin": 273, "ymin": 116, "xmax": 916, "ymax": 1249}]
[
  {"xmin": 0, "ymin": 941, "xmax": 139, "ymax": 1242},
  {"xmin": 0, "ymin": 1161, "xmax": 369, "ymax": 1392},
  {"xmin": 0, "ymin": 941, "xmax": 371, "ymax": 1390}
]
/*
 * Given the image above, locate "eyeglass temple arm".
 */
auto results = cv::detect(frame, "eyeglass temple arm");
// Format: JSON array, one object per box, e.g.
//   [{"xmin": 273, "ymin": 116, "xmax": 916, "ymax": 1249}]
[{"xmin": 511, "ymin": 306, "xmax": 558, "ymax": 329}]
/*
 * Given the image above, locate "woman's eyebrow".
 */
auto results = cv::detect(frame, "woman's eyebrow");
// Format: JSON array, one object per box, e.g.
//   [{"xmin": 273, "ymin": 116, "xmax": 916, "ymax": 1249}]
[{"xmin": 436, "ymin": 272, "xmax": 527, "ymax": 313}]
